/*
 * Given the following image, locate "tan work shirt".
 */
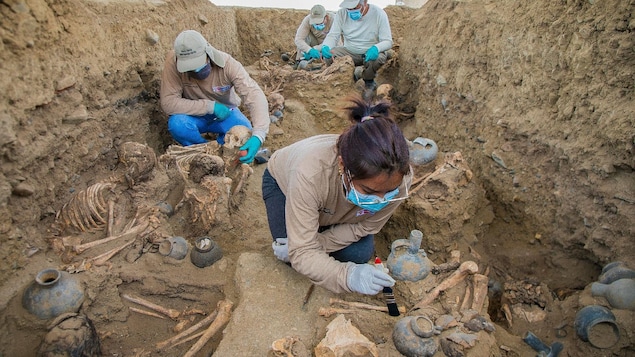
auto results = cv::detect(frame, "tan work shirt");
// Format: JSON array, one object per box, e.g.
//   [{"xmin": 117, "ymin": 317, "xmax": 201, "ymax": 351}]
[
  {"xmin": 294, "ymin": 11, "xmax": 336, "ymax": 57},
  {"xmin": 160, "ymin": 50, "xmax": 270, "ymax": 142},
  {"xmin": 267, "ymin": 134, "xmax": 412, "ymax": 293}
]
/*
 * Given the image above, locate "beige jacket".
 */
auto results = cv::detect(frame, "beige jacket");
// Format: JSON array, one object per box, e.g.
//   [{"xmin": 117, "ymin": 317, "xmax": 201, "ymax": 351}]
[
  {"xmin": 160, "ymin": 50, "xmax": 270, "ymax": 142},
  {"xmin": 267, "ymin": 134, "xmax": 412, "ymax": 293},
  {"xmin": 294, "ymin": 11, "xmax": 337, "ymax": 59}
]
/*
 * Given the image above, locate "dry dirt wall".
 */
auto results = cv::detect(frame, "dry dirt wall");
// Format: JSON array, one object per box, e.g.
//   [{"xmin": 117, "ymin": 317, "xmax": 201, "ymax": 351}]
[{"xmin": 395, "ymin": 0, "xmax": 635, "ymax": 267}]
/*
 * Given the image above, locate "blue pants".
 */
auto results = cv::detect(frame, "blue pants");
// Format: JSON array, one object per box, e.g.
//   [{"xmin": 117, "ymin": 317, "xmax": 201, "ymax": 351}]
[
  {"xmin": 262, "ymin": 168, "xmax": 374, "ymax": 264},
  {"xmin": 167, "ymin": 108, "xmax": 252, "ymax": 146}
]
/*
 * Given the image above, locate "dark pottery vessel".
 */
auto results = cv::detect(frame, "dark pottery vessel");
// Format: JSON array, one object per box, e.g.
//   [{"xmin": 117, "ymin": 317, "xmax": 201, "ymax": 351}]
[
  {"xmin": 159, "ymin": 236, "xmax": 189, "ymax": 260},
  {"xmin": 591, "ymin": 278, "xmax": 635, "ymax": 310},
  {"xmin": 22, "ymin": 268, "xmax": 85, "ymax": 320},
  {"xmin": 190, "ymin": 236, "xmax": 223, "ymax": 268},
  {"xmin": 392, "ymin": 315, "xmax": 440, "ymax": 357},
  {"xmin": 387, "ymin": 230, "xmax": 432, "ymax": 282},
  {"xmin": 574, "ymin": 305, "xmax": 620, "ymax": 349},
  {"xmin": 598, "ymin": 261, "xmax": 635, "ymax": 284}
]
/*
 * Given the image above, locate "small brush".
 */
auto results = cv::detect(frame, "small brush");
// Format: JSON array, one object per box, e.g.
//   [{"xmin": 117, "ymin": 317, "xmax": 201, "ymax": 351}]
[{"xmin": 374, "ymin": 257, "xmax": 401, "ymax": 316}]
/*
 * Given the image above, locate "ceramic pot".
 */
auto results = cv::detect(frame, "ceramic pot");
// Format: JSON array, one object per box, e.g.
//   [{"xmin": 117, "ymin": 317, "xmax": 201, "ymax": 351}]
[
  {"xmin": 598, "ymin": 261, "xmax": 635, "ymax": 284},
  {"xmin": 392, "ymin": 315, "xmax": 440, "ymax": 357},
  {"xmin": 591, "ymin": 278, "xmax": 635, "ymax": 310},
  {"xmin": 522, "ymin": 331, "xmax": 563, "ymax": 356},
  {"xmin": 22, "ymin": 268, "xmax": 85, "ymax": 320},
  {"xmin": 409, "ymin": 137, "xmax": 438, "ymax": 166},
  {"xmin": 387, "ymin": 230, "xmax": 432, "ymax": 281},
  {"xmin": 159, "ymin": 236, "xmax": 189, "ymax": 260},
  {"xmin": 190, "ymin": 236, "xmax": 223, "ymax": 268},
  {"xmin": 574, "ymin": 305, "xmax": 620, "ymax": 349}
]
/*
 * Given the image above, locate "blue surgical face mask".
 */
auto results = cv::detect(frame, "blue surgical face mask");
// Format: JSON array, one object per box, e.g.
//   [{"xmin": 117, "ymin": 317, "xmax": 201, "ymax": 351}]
[
  {"xmin": 347, "ymin": 8, "xmax": 362, "ymax": 21},
  {"xmin": 313, "ymin": 23, "xmax": 325, "ymax": 31},
  {"xmin": 342, "ymin": 173, "xmax": 401, "ymax": 213},
  {"xmin": 189, "ymin": 62, "xmax": 211, "ymax": 80}
]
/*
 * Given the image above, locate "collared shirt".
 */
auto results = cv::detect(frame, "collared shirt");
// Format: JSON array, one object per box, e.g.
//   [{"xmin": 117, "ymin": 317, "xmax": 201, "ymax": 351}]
[
  {"xmin": 267, "ymin": 134, "xmax": 412, "ymax": 293},
  {"xmin": 294, "ymin": 11, "xmax": 337, "ymax": 54},
  {"xmin": 160, "ymin": 50, "xmax": 270, "ymax": 142}
]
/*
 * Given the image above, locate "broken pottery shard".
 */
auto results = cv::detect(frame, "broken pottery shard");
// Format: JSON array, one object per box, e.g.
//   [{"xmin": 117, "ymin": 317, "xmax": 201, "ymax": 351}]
[
  {"xmin": 314, "ymin": 314, "xmax": 379, "ymax": 357},
  {"xmin": 447, "ymin": 332, "xmax": 478, "ymax": 348}
]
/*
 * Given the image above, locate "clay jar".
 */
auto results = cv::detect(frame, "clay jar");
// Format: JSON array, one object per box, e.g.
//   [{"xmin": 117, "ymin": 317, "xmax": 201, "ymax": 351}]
[
  {"xmin": 190, "ymin": 236, "xmax": 223, "ymax": 268},
  {"xmin": 387, "ymin": 230, "xmax": 432, "ymax": 281},
  {"xmin": 392, "ymin": 315, "xmax": 440, "ymax": 357},
  {"xmin": 598, "ymin": 261, "xmax": 635, "ymax": 284},
  {"xmin": 574, "ymin": 305, "xmax": 620, "ymax": 349},
  {"xmin": 591, "ymin": 278, "xmax": 635, "ymax": 310},
  {"xmin": 159, "ymin": 236, "xmax": 189, "ymax": 260},
  {"xmin": 409, "ymin": 137, "xmax": 438, "ymax": 166},
  {"xmin": 22, "ymin": 268, "xmax": 85, "ymax": 320}
]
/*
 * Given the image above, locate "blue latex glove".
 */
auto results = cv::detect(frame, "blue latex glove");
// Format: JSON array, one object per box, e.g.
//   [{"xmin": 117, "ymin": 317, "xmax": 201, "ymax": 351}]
[
  {"xmin": 321, "ymin": 45, "xmax": 332, "ymax": 59},
  {"xmin": 239, "ymin": 136, "xmax": 262, "ymax": 163},
  {"xmin": 364, "ymin": 46, "xmax": 379, "ymax": 62},
  {"xmin": 272, "ymin": 238, "xmax": 289, "ymax": 263},
  {"xmin": 213, "ymin": 102, "xmax": 230, "ymax": 121},
  {"xmin": 306, "ymin": 48, "xmax": 321, "ymax": 60},
  {"xmin": 347, "ymin": 264, "xmax": 395, "ymax": 295}
]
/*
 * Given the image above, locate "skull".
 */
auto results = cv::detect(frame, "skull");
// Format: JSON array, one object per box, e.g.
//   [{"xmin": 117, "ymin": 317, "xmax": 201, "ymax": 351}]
[{"xmin": 223, "ymin": 125, "xmax": 251, "ymax": 150}]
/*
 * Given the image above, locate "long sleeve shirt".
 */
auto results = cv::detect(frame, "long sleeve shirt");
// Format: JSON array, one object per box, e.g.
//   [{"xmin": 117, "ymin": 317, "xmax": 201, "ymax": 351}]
[
  {"xmin": 267, "ymin": 134, "xmax": 412, "ymax": 293},
  {"xmin": 160, "ymin": 50, "xmax": 270, "ymax": 143},
  {"xmin": 294, "ymin": 11, "xmax": 337, "ymax": 55},
  {"xmin": 322, "ymin": 4, "xmax": 393, "ymax": 55}
]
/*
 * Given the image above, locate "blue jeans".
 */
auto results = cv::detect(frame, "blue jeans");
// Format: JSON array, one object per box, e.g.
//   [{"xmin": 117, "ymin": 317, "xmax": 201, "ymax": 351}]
[
  {"xmin": 167, "ymin": 108, "xmax": 252, "ymax": 146},
  {"xmin": 262, "ymin": 168, "xmax": 374, "ymax": 264}
]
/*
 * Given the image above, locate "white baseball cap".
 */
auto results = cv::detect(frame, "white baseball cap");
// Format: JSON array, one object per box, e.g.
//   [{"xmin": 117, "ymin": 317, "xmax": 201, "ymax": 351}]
[
  {"xmin": 340, "ymin": 0, "xmax": 361, "ymax": 8},
  {"xmin": 173, "ymin": 30, "xmax": 225, "ymax": 72}
]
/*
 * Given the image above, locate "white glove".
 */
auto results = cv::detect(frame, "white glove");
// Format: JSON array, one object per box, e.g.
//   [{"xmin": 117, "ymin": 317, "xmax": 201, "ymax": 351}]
[
  {"xmin": 347, "ymin": 264, "xmax": 395, "ymax": 295},
  {"xmin": 272, "ymin": 238, "xmax": 289, "ymax": 263}
]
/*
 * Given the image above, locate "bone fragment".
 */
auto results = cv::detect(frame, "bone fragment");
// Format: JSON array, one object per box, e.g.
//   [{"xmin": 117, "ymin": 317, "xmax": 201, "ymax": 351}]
[
  {"xmin": 412, "ymin": 261, "xmax": 479, "ymax": 310},
  {"xmin": 169, "ymin": 331, "xmax": 204, "ymax": 350},
  {"xmin": 318, "ymin": 307, "xmax": 356, "ymax": 318},
  {"xmin": 129, "ymin": 307, "xmax": 166, "ymax": 319},
  {"xmin": 502, "ymin": 303, "xmax": 513, "ymax": 327},
  {"xmin": 156, "ymin": 309, "xmax": 220, "ymax": 350},
  {"xmin": 107, "ymin": 199, "xmax": 115, "ymax": 237},
  {"xmin": 460, "ymin": 282, "xmax": 472, "ymax": 311},
  {"xmin": 183, "ymin": 300, "xmax": 233, "ymax": 357},
  {"xmin": 73, "ymin": 220, "xmax": 147, "ymax": 254},
  {"xmin": 329, "ymin": 298, "xmax": 406, "ymax": 314},
  {"xmin": 92, "ymin": 238, "xmax": 136, "ymax": 266},
  {"xmin": 470, "ymin": 274, "xmax": 489, "ymax": 313},
  {"xmin": 432, "ymin": 250, "xmax": 461, "ymax": 274},
  {"xmin": 410, "ymin": 163, "xmax": 449, "ymax": 195},
  {"xmin": 122, "ymin": 293, "xmax": 181, "ymax": 320}
]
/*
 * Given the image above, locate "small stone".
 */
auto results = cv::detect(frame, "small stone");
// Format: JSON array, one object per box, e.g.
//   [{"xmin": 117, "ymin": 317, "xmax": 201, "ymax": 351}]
[
  {"xmin": 145, "ymin": 29, "xmax": 159, "ymax": 45},
  {"xmin": 63, "ymin": 106, "xmax": 89, "ymax": 124},
  {"xmin": 13, "ymin": 182, "xmax": 35, "ymax": 197},
  {"xmin": 56, "ymin": 76, "xmax": 76, "ymax": 92}
]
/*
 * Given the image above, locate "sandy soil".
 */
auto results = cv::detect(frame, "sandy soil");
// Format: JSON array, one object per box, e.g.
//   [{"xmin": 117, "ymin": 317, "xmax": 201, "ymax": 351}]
[{"xmin": 0, "ymin": 0, "xmax": 633, "ymax": 356}]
